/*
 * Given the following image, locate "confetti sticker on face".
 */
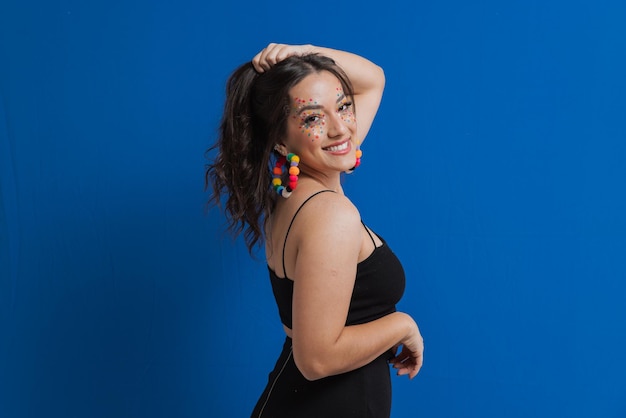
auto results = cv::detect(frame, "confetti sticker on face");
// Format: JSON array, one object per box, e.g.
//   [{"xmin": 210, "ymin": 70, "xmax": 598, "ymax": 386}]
[
  {"xmin": 338, "ymin": 98, "xmax": 355, "ymax": 125},
  {"xmin": 291, "ymin": 97, "xmax": 309, "ymax": 120},
  {"xmin": 334, "ymin": 86, "xmax": 356, "ymax": 125},
  {"xmin": 290, "ymin": 97, "xmax": 327, "ymax": 142},
  {"xmin": 314, "ymin": 120, "xmax": 325, "ymax": 141}
]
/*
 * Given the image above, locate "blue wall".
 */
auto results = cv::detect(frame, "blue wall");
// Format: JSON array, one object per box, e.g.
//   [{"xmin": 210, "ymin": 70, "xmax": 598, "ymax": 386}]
[{"xmin": 1, "ymin": 1, "xmax": 625, "ymax": 417}]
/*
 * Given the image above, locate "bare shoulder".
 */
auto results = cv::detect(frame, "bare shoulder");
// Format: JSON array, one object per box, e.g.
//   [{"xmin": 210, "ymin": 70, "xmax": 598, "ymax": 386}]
[
  {"xmin": 295, "ymin": 191, "xmax": 360, "ymax": 232},
  {"xmin": 291, "ymin": 191, "xmax": 362, "ymax": 261}
]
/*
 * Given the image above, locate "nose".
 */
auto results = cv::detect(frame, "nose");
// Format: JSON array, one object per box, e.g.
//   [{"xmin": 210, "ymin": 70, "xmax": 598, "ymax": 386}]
[{"xmin": 327, "ymin": 112, "xmax": 349, "ymax": 138}]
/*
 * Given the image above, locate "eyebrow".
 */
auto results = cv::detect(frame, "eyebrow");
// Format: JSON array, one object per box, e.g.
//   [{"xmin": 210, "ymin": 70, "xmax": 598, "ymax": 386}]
[{"xmin": 295, "ymin": 93, "xmax": 347, "ymax": 115}]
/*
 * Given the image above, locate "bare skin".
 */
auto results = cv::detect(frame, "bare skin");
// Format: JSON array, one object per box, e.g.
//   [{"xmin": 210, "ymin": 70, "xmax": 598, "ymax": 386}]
[{"xmin": 258, "ymin": 44, "xmax": 424, "ymax": 381}]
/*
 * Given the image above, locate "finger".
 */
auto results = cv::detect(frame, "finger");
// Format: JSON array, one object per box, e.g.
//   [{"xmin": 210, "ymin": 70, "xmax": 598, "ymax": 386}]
[
  {"xmin": 396, "ymin": 366, "xmax": 411, "ymax": 377},
  {"xmin": 392, "ymin": 352, "xmax": 422, "ymax": 379},
  {"xmin": 251, "ymin": 52, "xmax": 264, "ymax": 73},
  {"xmin": 393, "ymin": 356, "xmax": 414, "ymax": 372},
  {"xmin": 257, "ymin": 48, "xmax": 272, "ymax": 72},
  {"xmin": 252, "ymin": 49, "xmax": 269, "ymax": 73},
  {"xmin": 397, "ymin": 361, "xmax": 418, "ymax": 379},
  {"xmin": 389, "ymin": 354, "xmax": 408, "ymax": 367},
  {"xmin": 395, "ymin": 354, "xmax": 411, "ymax": 364},
  {"xmin": 254, "ymin": 43, "xmax": 277, "ymax": 72},
  {"xmin": 275, "ymin": 45, "xmax": 296, "ymax": 63},
  {"xmin": 409, "ymin": 363, "xmax": 422, "ymax": 380},
  {"xmin": 262, "ymin": 43, "xmax": 282, "ymax": 67},
  {"xmin": 409, "ymin": 355, "xmax": 423, "ymax": 379}
]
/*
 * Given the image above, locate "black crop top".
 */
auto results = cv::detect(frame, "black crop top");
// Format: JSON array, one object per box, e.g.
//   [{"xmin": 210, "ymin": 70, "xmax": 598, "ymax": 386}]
[{"xmin": 268, "ymin": 190, "xmax": 406, "ymax": 328}]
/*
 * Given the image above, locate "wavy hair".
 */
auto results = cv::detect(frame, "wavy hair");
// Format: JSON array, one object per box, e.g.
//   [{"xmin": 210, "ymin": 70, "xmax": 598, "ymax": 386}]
[{"xmin": 205, "ymin": 54, "xmax": 354, "ymax": 253}]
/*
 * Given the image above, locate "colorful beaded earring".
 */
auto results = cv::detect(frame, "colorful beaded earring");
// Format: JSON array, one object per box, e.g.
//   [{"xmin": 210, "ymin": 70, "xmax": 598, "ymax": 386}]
[
  {"xmin": 272, "ymin": 153, "xmax": 300, "ymax": 198},
  {"xmin": 345, "ymin": 146, "xmax": 363, "ymax": 174}
]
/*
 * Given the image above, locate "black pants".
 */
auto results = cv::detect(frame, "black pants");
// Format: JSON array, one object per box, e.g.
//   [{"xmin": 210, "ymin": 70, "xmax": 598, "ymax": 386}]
[{"xmin": 251, "ymin": 337, "xmax": 393, "ymax": 418}]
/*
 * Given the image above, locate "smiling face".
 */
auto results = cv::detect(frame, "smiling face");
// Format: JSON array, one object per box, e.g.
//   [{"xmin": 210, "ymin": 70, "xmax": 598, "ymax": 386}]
[{"xmin": 280, "ymin": 70, "xmax": 357, "ymax": 175}]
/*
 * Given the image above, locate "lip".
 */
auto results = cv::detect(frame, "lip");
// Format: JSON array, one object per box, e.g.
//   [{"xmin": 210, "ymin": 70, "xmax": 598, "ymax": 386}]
[{"xmin": 322, "ymin": 139, "xmax": 352, "ymax": 155}]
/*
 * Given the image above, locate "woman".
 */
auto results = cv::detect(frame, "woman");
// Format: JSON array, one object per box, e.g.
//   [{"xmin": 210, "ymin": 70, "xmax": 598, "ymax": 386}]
[{"xmin": 206, "ymin": 43, "xmax": 424, "ymax": 417}]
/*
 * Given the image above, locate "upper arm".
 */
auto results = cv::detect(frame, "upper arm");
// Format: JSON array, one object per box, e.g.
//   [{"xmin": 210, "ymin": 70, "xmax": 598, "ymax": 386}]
[
  {"xmin": 353, "ymin": 64, "xmax": 385, "ymax": 144},
  {"xmin": 290, "ymin": 194, "xmax": 362, "ymax": 358}
]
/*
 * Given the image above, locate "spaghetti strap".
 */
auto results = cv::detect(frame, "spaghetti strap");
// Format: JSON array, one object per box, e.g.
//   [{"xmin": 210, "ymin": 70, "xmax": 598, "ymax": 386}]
[
  {"xmin": 361, "ymin": 220, "xmax": 377, "ymax": 247},
  {"xmin": 281, "ymin": 190, "xmax": 335, "ymax": 277}
]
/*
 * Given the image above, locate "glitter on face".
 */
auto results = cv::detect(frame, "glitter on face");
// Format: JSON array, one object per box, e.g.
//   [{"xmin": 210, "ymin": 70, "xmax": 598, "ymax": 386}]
[
  {"xmin": 291, "ymin": 96, "xmax": 325, "ymax": 141},
  {"xmin": 289, "ymin": 84, "xmax": 356, "ymax": 143}
]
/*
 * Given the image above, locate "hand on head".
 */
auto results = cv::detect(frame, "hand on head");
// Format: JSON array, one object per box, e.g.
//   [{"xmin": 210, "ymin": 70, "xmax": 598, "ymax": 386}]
[{"xmin": 252, "ymin": 43, "xmax": 315, "ymax": 73}]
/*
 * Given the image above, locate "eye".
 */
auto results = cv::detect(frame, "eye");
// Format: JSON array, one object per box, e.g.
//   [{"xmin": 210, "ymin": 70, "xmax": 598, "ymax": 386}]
[
  {"xmin": 303, "ymin": 114, "xmax": 321, "ymax": 125},
  {"xmin": 338, "ymin": 101, "xmax": 353, "ymax": 112}
]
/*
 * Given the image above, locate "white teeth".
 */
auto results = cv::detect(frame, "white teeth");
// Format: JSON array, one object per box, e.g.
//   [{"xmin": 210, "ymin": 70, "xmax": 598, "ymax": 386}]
[{"xmin": 325, "ymin": 142, "xmax": 348, "ymax": 152}]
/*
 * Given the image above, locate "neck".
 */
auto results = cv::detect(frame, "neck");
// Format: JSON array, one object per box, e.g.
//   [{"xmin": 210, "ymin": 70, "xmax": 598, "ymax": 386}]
[{"xmin": 298, "ymin": 171, "xmax": 343, "ymax": 194}]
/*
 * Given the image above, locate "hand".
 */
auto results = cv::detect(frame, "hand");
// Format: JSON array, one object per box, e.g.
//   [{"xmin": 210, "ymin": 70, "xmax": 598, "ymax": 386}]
[
  {"xmin": 252, "ymin": 43, "xmax": 314, "ymax": 73},
  {"xmin": 389, "ymin": 322, "xmax": 424, "ymax": 379}
]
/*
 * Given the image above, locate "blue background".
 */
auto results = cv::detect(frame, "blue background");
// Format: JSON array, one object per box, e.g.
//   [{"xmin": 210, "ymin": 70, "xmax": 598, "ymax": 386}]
[{"xmin": 1, "ymin": 1, "xmax": 625, "ymax": 417}]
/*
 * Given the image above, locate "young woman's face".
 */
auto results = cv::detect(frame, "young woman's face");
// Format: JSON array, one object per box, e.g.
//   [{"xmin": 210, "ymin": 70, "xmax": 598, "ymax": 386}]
[{"xmin": 282, "ymin": 71, "xmax": 357, "ymax": 174}]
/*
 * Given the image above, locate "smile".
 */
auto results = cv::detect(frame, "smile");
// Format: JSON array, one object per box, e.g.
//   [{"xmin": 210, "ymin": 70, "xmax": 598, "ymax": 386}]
[{"xmin": 323, "ymin": 141, "xmax": 349, "ymax": 152}]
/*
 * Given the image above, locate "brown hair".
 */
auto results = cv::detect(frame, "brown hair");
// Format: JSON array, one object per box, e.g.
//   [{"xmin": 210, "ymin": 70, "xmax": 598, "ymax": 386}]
[{"xmin": 205, "ymin": 54, "xmax": 354, "ymax": 253}]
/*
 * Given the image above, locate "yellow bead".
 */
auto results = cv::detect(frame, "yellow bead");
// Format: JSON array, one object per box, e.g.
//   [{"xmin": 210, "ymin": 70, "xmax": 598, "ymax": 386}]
[
  {"xmin": 290, "ymin": 155, "xmax": 300, "ymax": 163},
  {"xmin": 272, "ymin": 178, "xmax": 281, "ymax": 186}
]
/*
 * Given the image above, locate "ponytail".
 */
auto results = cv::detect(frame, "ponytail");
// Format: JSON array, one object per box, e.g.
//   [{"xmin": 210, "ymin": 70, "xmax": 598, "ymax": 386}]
[
  {"xmin": 206, "ymin": 53, "xmax": 354, "ymax": 254},
  {"xmin": 205, "ymin": 62, "xmax": 275, "ymax": 253}
]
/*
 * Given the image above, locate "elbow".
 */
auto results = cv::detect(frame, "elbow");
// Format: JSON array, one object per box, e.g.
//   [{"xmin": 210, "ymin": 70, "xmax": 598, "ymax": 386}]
[
  {"xmin": 373, "ymin": 64, "xmax": 386, "ymax": 91},
  {"xmin": 293, "ymin": 352, "xmax": 331, "ymax": 381},
  {"xmin": 378, "ymin": 65, "xmax": 386, "ymax": 86}
]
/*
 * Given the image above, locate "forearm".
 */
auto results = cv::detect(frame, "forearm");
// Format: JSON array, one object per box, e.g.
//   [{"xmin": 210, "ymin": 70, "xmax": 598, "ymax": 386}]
[
  {"xmin": 293, "ymin": 311, "xmax": 415, "ymax": 380},
  {"xmin": 305, "ymin": 45, "xmax": 384, "ymax": 142},
  {"xmin": 307, "ymin": 45, "xmax": 385, "ymax": 96}
]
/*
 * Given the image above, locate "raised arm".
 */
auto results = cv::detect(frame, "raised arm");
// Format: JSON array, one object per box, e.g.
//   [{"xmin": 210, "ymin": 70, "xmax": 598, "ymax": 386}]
[{"xmin": 252, "ymin": 43, "xmax": 385, "ymax": 144}]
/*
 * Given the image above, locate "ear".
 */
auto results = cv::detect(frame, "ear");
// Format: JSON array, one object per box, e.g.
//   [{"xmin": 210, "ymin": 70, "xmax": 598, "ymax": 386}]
[{"xmin": 274, "ymin": 143, "xmax": 288, "ymax": 157}]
